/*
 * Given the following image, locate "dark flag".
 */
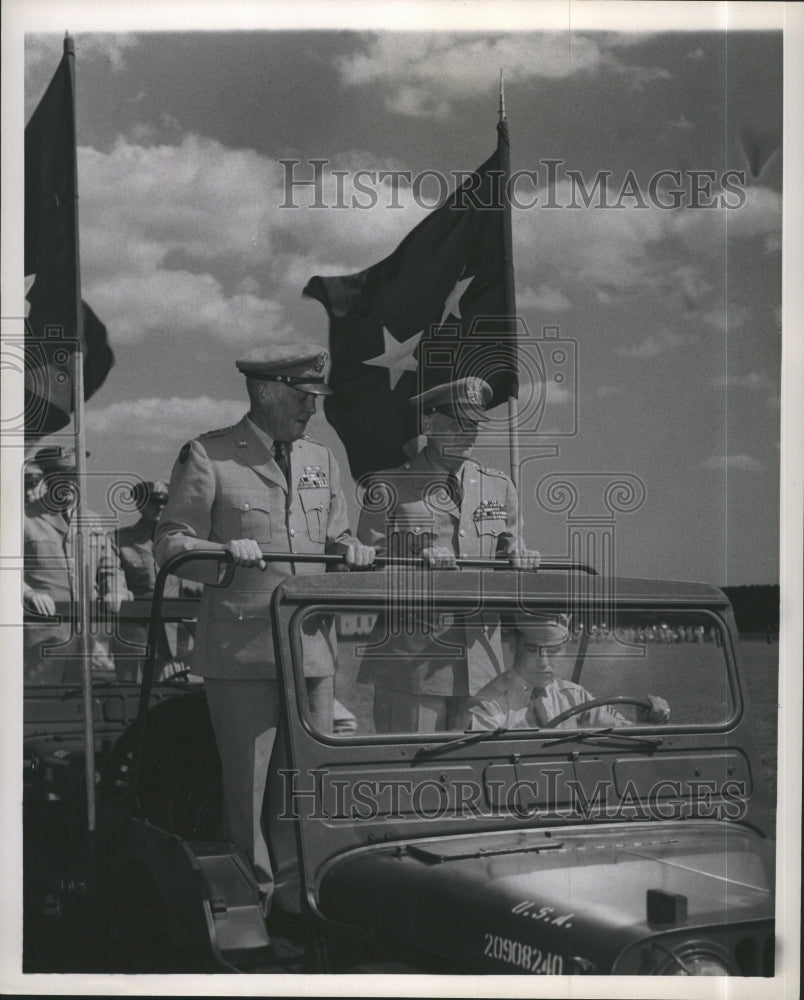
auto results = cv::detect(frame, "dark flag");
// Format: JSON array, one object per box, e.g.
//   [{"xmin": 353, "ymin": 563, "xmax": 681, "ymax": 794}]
[
  {"xmin": 304, "ymin": 121, "xmax": 517, "ymax": 478},
  {"xmin": 24, "ymin": 45, "xmax": 114, "ymax": 439}
]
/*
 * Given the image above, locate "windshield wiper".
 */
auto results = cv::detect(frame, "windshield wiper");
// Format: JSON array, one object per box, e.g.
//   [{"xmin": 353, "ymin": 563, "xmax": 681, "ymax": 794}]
[
  {"xmin": 542, "ymin": 727, "xmax": 663, "ymax": 750},
  {"xmin": 414, "ymin": 726, "xmax": 509, "ymax": 760}
]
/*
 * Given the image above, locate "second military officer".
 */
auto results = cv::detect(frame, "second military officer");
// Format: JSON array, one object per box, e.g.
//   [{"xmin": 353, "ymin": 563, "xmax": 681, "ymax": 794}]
[
  {"xmin": 154, "ymin": 343, "xmax": 374, "ymax": 915},
  {"xmin": 357, "ymin": 376, "xmax": 539, "ymax": 733}
]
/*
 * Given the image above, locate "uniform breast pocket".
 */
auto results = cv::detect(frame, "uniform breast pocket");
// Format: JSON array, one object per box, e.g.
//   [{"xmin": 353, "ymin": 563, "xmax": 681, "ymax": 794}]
[
  {"xmin": 220, "ymin": 491, "xmax": 273, "ymax": 545},
  {"xmin": 474, "ymin": 517, "xmax": 505, "ymax": 556},
  {"xmin": 26, "ymin": 534, "xmax": 62, "ymax": 559},
  {"xmin": 391, "ymin": 503, "xmax": 435, "ymax": 555},
  {"xmin": 299, "ymin": 488, "xmax": 330, "ymax": 543}
]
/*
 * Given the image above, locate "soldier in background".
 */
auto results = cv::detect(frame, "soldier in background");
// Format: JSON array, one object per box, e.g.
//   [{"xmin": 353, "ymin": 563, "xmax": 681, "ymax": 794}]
[
  {"xmin": 357, "ymin": 377, "xmax": 540, "ymax": 733},
  {"xmin": 22, "ymin": 447, "xmax": 127, "ymax": 684},
  {"xmin": 105, "ymin": 479, "xmax": 201, "ymax": 682}
]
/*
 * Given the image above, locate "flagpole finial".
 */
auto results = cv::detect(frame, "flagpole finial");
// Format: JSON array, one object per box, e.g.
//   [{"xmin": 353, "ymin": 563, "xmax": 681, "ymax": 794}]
[{"xmin": 499, "ymin": 69, "xmax": 506, "ymax": 123}]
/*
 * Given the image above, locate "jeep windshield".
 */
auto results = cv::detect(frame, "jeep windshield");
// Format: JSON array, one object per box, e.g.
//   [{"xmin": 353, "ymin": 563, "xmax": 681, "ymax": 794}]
[{"xmin": 285, "ymin": 591, "xmax": 737, "ymax": 741}]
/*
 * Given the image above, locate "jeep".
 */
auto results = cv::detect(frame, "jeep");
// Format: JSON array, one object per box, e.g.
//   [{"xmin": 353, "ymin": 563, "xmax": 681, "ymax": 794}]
[{"xmin": 23, "ymin": 553, "xmax": 775, "ymax": 976}]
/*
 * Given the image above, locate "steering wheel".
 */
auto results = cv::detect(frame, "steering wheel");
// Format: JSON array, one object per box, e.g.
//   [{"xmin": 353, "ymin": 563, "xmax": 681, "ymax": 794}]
[{"xmin": 543, "ymin": 695, "xmax": 654, "ymax": 729}]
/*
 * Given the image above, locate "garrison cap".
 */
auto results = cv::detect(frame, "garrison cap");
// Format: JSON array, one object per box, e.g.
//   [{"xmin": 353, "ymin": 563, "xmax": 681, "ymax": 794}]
[
  {"xmin": 34, "ymin": 446, "xmax": 88, "ymax": 471},
  {"xmin": 511, "ymin": 612, "xmax": 571, "ymax": 647},
  {"xmin": 236, "ymin": 342, "xmax": 333, "ymax": 396},
  {"xmin": 411, "ymin": 377, "xmax": 492, "ymax": 423}
]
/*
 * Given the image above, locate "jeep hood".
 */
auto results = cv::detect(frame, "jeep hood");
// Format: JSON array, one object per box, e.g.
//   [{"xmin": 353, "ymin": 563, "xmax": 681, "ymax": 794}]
[{"xmin": 317, "ymin": 822, "xmax": 774, "ymax": 974}]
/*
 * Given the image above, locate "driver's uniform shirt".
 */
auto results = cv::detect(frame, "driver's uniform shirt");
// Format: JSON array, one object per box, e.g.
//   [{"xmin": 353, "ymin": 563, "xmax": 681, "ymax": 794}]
[{"xmin": 467, "ymin": 671, "xmax": 630, "ymax": 731}]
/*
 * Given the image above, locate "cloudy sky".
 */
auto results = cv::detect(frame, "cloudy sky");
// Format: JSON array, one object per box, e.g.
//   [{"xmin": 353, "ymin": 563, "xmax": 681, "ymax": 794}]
[{"xmin": 7, "ymin": 4, "xmax": 792, "ymax": 586}]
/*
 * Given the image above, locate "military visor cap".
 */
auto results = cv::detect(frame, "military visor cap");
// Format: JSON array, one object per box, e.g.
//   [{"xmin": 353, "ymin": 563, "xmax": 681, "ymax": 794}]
[
  {"xmin": 133, "ymin": 479, "xmax": 169, "ymax": 509},
  {"xmin": 411, "ymin": 376, "xmax": 492, "ymax": 423},
  {"xmin": 236, "ymin": 343, "xmax": 333, "ymax": 395},
  {"xmin": 511, "ymin": 612, "xmax": 571, "ymax": 647},
  {"xmin": 34, "ymin": 446, "xmax": 89, "ymax": 471}
]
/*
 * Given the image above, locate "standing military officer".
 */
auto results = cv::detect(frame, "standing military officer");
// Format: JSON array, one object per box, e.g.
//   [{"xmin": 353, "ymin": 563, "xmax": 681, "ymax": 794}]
[
  {"xmin": 357, "ymin": 376, "xmax": 539, "ymax": 733},
  {"xmin": 154, "ymin": 343, "xmax": 374, "ymax": 913}
]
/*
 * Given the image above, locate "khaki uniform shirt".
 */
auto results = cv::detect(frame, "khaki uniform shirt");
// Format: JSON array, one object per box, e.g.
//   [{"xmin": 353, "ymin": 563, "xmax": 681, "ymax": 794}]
[
  {"xmin": 467, "ymin": 672, "xmax": 631, "ymax": 731},
  {"xmin": 356, "ymin": 449, "xmax": 526, "ymax": 697},
  {"xmin": 357, "ymin": 448, "xmax": 523, "ymax": 560},
  {"xmin": 23, "ymin": 499, "xmax": 125, "ymax": 671},
  {"xmin": 154, "ymin": 414, "xmax": 354, "ymax": 680}
]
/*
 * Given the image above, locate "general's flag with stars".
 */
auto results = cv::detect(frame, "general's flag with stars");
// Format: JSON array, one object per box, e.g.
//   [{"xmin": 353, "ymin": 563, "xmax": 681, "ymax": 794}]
[
  {"xmin": 304, "ymin": 121, "xmax": 518, "ymax": 478},
  {"xmin": 24, "ymin": 43, "xmax": 114, "ymax": 440}
]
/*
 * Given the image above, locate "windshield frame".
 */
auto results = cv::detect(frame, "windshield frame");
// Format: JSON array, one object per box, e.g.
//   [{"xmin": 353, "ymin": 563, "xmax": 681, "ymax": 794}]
[{"xmin": 284, "ymin": 596, "xmax": 742, "ymax": 746}]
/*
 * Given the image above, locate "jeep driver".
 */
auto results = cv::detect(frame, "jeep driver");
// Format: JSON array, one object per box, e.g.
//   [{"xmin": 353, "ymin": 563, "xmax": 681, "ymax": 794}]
[{"xmin": 467, "ymin": 612, "xmax": 671, "ymax": 731}]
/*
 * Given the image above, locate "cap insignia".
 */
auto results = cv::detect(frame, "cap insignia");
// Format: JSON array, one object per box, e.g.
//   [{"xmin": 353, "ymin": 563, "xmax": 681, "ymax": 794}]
[{"xmin": 466, "ymin": 379, "xmax": 484, "ymax": 405}]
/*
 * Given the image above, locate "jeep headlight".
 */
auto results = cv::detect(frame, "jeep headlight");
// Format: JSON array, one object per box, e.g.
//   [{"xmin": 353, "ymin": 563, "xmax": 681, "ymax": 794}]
[
  {"xmin": 653, "ymin": 941, "xmax": 737, "ymax": 976},
  {"xmin": 668, "ymin": 954, "xmax": 731, "ymax": 975}
]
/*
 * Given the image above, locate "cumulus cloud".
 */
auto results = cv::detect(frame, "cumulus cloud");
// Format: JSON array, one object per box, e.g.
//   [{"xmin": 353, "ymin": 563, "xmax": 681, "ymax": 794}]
[
  {"xmin": 668, "ymin": 115, "xmax": 693, "ymax": 130},
  {"xmin": 700, "ymin": 454, "xmax": 765, "ymax": 472},
  {"xmin": 73, "ymin": 130, "xmax": 781, "ymax": 353},
  {"xmin": 518, "ymin": 284, "xmax": 571, "ymax": 313},
  {"xmin": 615, "ymin": 330, "xmax": 686, "ymax": 360},
  {"xmin": 335, "ymin": 33, "xmax": 667, "ymax": 118},
  {"xmin": 85, "ymin": 396, "xmax": 246, "ymax": 453},
  {"xmin": 699, "ymin": 304, "xmax": 751, "ymax": 332},
  {"xmin": 77, "ymin": 136, "xmax": 432, "ymax": 344},
  {"xmin": 510, "ymin": 177, "xmax": 781, "ymax": 303}
]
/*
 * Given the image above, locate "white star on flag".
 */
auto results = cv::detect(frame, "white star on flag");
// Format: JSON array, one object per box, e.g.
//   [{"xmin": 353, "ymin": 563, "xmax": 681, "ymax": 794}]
[
  {"xmin": 24, "ymin": 274, "xmax": 36, "ymax": 318},
  {"xmin": 364, "ymin": 326, "xmax": 423, "ymax": 390},
  {"xmin": 439, "ymin": 275, "xmax": 474, "ymax": 325}
]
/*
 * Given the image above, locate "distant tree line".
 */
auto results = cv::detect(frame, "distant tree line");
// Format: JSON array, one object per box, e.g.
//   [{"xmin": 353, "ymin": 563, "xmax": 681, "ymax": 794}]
[{"xmin": 722, "ymin": 585, "xmax": 780, "ymax": 634}]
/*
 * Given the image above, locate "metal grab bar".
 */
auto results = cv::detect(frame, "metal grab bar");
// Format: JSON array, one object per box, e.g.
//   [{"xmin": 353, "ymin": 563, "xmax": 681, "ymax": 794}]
[{"xmin": 123, "ymin": 549, "xmax": 595, "ymax": 814}]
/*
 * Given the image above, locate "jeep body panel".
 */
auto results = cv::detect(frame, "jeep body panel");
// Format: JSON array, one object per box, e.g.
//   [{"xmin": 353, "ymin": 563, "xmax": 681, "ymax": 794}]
[{"xmin": 318, "ymin": 822, "xmax": 774, "ymax": 974}]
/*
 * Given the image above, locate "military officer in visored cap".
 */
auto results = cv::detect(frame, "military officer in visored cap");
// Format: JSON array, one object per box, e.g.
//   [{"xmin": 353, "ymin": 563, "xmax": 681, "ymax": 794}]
[
  {"xmin": 357, "ymin": 376, "xmax": 540, "ymax": 734},
  {"xmin": 467, "ymin": 612, "xmax": 671, "ymax": 731},
  {"xmin": 155, "ymin": 342, "xmax": 374, "ymax": 915}
]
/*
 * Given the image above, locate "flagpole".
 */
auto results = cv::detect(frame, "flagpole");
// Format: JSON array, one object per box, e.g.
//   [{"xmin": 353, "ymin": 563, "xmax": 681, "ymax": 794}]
[
  {"xmin": 498, "ymin": 71, "xmax": 520, "ymax": 491},
  {"xmin": 64, "ymin": 34, "xmax": 98, "ymax": 849}
]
